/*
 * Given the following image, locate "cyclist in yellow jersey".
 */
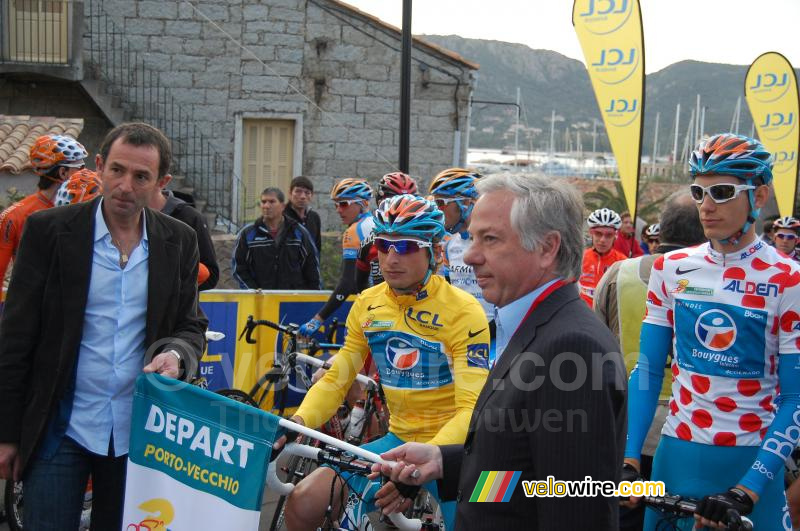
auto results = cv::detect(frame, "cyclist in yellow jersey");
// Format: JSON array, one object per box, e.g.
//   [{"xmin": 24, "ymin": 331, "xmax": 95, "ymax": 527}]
[{"xmin": 283, "ymin": 194, "xmax": 490, "ymax": 530}]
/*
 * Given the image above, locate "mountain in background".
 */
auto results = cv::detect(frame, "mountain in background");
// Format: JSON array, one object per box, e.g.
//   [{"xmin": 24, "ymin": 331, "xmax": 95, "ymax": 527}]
[{"xmin": 423, "ymin": 35, "xmax": 797, "ymax": 157}]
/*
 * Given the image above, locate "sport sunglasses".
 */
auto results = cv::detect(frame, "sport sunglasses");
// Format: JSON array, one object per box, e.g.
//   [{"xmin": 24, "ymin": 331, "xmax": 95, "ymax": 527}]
[
  {"xmin": 433, "ymin": 197, "xmax": 463, "ymax": 208},
  {"xmin": 776, "ymin": 233, "xmax": 798, "ymax": 241},
  {"xmin": 689, "ymin": 183, "xmax": 755, "ymax": 204},
  {"xmin": 374, "ymin": 237, "xmax": 432, "ymax": 255}
]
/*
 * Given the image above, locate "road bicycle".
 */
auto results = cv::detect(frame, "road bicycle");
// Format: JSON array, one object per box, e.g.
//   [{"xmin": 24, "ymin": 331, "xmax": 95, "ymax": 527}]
[
  {"xmin": 216, "ymin": 316, "xmax": 345, "ymax": 415},
  {"xmin": 266, "ymin": 359, "xmax": 390, "ymax": 531},
  {"xmin": 266, "ymin": 429, "xmax": 443, "ymax": 531}
]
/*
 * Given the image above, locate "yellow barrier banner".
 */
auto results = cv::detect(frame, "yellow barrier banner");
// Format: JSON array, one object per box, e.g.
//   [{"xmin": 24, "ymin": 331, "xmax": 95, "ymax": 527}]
[
  {"xmin": 573, "ymin": 0, "xmax": 645, "ymax": 218},
  {"xmin": 745, "ymin": 52, "xmax": 800, "ymax": 217},
  {"xmin": 198, "ymin": 290, "xmax": 353, "ymax": 414}
]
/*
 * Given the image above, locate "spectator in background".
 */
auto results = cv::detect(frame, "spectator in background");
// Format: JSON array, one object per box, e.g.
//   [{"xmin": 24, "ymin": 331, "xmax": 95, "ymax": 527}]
[
  {"xmin": 284, "ymin": 176, "xmax": 321, "ymax": 260},
  {"xmin": 593, "ymin": 190, "xmax": 705, "ymax": 531},
  {"xmin": 232, "ymin": 187, "xmax": 320, "ymax": 290},
  {"xmin": 0, "ymin": 134, "xmax": 87, "ymax": 285},
  {"xmin": 772, "ymin": 216, "xmax": 799, "ymax": 262},
  {"xmin": 579, "ymin": 207, "xmax": 626, "ymax": 307},
  {"xmin": 613, "ymin": 210, "xmax": 644, "ymax": 258},
  {"xmin": 642, "ymin": 223, "xmax": 661, "ymax": 255},
  {"xmin": 761, "ymin": 214, "xmax": 778, "ymax": 246},
  {"xmin": 147, "ymin": 178, "xmax": 219, "ymax": 290}
]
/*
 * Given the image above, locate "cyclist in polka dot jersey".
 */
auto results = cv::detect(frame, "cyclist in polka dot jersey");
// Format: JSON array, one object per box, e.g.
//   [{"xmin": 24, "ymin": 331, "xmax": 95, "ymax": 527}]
[{"xmin": 624, "ymin": 134, "xmax": 800, "ymax": 531}]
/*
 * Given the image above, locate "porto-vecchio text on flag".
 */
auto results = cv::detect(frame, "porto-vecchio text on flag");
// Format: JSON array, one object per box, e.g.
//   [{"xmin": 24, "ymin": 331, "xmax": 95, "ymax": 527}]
[{"xmin": 123, "ymin": 374, "xmax": 280, "ymax": 530}]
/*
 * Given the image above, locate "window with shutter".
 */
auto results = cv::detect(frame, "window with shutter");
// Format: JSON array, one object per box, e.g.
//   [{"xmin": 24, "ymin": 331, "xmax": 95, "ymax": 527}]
[
  {"xmin": 241, "ymin": 119, "xmax": 295, "ymax": 221},
  {"xmin": 8, "ymin": 0, "xmax": 69, "ymax": 63}
]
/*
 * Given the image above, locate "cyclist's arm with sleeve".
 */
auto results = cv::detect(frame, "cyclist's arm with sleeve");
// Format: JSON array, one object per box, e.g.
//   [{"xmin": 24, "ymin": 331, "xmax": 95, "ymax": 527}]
[
  {"xmin": 317, "ymin": 226, "xmax": 361, "ymax": 320},
  {"xmin": 0, "ymin": 214, "xmax": 18, "ymax": 285},
  {"xmin": 427, "ymin": 300, "xmax": 491, "ymax": 445},
  {"xmin": 231, "ymin": 226, "xmax": 256, "ymax": 289},
  {"xmin": 293, "ymin": 296, "xmax": 369, "ymax": 428},
  {"xmin": 738, "ymin": 281, "xmax": 800, "ymax": 497},
  {"xmin": 354, "ymin": 243, "xmax": 371, "ymax": 292},
  {"xmin": 625, "ymin": 256, "xmax": 673, "ymax": 461}
]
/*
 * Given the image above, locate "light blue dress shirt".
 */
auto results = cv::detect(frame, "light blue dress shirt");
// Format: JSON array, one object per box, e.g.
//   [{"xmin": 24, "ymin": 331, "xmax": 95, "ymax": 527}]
[
  {"xmin": 492, "ymin": 278, "xmax": 562, "ymax": 367},
  {"xmin": 66, "ymin": 200, "xmax": 149, "ymax": 456}
]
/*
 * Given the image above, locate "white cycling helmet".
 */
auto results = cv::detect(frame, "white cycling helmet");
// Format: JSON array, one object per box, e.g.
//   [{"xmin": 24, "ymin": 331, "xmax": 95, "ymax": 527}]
[
  {"xmin": 773, "ymin": 216, "xmax": 800, "ymax": 231},
  {"xmin": 645, "ymin": 223, "xmax": 660, "ymax": 238},
  {"xmin": 587, "ymin": 208, "xmax": 622, "ymax": 230}
]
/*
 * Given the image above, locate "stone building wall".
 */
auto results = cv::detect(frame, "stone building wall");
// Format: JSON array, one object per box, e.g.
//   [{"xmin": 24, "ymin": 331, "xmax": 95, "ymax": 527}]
[{"xmin": 90, "ymin": 0, "xmax": 476, "ymax": 231}]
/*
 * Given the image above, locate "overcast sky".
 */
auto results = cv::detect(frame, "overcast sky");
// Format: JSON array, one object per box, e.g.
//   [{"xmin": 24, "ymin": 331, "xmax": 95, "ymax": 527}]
[{"xmin": 342, "ymin": 0, "xmax": 800, "ymax": 74}]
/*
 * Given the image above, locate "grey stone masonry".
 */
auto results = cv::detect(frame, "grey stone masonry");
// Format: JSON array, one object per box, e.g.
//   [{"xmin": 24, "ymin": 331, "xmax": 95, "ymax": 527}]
[{"xmin": 87, "ymin": 0, "xmax": 476, "ymax": 232}]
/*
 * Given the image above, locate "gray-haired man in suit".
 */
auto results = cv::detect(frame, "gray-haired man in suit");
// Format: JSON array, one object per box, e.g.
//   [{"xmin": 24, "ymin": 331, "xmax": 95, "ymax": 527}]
[{"xmin": 372, "ymin": 173, "xmax": 627, "ymax": 530}]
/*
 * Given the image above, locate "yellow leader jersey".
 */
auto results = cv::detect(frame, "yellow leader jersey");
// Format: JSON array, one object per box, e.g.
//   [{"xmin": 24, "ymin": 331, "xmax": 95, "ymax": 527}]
[{"xmin": 295, "ymin": 274, "xmax": 490, "ymax": 445}]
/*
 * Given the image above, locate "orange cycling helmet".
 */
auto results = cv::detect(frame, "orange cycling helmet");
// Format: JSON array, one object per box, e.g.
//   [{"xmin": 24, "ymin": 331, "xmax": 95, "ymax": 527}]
[
  {"xmin": 54, "ymin": 169, "xmax": 102, "ymax": 206},
  {"xmin": 29, "ymin": 134, "xmax": 88, "ymax": 178},
  {"xmin": 330, "ymin": 178, "xmax": 373, "ymax": 203}
]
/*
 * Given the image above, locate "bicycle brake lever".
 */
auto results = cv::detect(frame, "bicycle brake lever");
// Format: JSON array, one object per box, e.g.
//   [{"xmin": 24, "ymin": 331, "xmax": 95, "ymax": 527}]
[{"xmin": 238, "ymin": 316, "xmax": 254, "ymax": 341}]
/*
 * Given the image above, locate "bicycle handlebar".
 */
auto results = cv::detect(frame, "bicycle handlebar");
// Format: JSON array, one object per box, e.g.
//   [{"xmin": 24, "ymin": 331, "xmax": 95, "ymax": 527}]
[
  {"xmin": 268, "ymin": 441, "xmax": 420, "ymax": 531},
  {"xmin": 293, "ymin": 353, "xmax": 375, "ymax": 389},
  {"xmin": 239, "ymin": 316, "xmax": 297, "ymax": 344},
  {"xmin": 238, "ymin": 317, "xmax": 342, "ymax": 356},
  {"xmin": 641, "ymin": 494, "xmax": 753, "ymax": 531}
]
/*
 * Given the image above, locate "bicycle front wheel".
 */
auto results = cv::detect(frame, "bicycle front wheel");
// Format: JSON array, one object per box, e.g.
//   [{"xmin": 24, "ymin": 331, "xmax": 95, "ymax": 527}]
[{"xmin": 269, "ymin": 439, "xmax": 318, "ymax": 531}]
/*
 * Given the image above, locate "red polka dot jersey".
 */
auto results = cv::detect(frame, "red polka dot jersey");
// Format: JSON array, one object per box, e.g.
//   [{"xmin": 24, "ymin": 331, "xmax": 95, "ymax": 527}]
[{"xmin": 642, "ymin": 240, "xmax": 800, "ymax": 447}]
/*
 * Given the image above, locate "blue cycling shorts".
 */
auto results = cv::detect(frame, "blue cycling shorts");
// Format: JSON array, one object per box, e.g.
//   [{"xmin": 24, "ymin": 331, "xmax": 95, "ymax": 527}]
[{"xmin": 646, "ymin": 435, "xmax": 790, "ymax": 531}]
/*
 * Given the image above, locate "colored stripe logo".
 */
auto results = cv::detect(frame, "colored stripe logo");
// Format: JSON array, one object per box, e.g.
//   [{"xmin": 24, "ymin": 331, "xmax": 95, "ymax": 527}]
[{"xmin": 469, "ymin": 471, "xmax": 522, "ymax": 502}]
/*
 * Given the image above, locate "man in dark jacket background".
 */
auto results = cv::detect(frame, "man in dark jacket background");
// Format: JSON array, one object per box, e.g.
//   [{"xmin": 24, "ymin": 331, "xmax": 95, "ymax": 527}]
[
  {"xmin": 148, "ymin": 182, "xmax": 219, "ymax": 290},
  {"xmin": 283, "ymin": 176, "xmax": 321, "ymax": 260},
  {"xmin": 232, "ymin": 187, "xmax": 320, "ymax": 290}
]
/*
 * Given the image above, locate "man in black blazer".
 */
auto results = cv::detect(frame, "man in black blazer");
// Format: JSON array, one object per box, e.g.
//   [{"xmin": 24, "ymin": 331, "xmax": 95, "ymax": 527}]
[
  {"xmin": 0, "ymin": 123, "xmax": 207, "ymax": 529},
  {"xmin": 373, "ymin": 174, "xmax": 627, "ymax": 529}
]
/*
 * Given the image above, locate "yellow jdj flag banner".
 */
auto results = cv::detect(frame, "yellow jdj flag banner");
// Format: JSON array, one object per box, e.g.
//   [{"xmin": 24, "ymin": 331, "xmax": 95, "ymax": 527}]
[
  {"xmin": 573, "ymin": 0, "xmax": 645, "ymax": 219},
  {"xmin": 745, "ymin": 52, "xmax": 800, "ymax": 217}
]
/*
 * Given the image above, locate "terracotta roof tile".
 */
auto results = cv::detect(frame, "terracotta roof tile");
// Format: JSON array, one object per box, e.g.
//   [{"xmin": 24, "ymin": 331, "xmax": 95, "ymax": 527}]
[{"xmin": 0, "ymin": 115, "xmax": 84, "ymax": 175}]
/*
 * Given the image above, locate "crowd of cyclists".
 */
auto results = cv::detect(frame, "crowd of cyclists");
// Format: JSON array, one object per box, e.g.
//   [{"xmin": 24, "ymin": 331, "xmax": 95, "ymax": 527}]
[{"xmin": 2, "ymin": 129, "xmax": 800, "ymax": 530}]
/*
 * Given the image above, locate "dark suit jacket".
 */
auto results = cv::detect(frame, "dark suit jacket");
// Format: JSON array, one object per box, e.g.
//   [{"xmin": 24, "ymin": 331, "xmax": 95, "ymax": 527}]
[
  {"xmin": 0, "ymin": 198, "xmax": 208, "ymax": 472},
  {"xmin": 439, "ymin": 283, "xmax": 627, "ymax": 530}
]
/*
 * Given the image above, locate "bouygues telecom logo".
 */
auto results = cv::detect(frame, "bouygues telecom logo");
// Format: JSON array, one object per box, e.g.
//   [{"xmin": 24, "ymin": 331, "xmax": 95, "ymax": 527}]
[
  {"xmin": 126, "ymin": 498, "xmax": 175, "ymax": 531},
  {"xmin": 694, "ymin": 309, "xmax": 737, "ymax": 352},
  {"xmin": 576, "ymin": 0, "xmax": 634, "ymax": 35}
]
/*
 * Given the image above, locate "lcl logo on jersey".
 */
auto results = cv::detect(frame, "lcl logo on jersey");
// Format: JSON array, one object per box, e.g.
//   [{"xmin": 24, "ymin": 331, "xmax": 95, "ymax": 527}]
[
  {"xmin": 405, "ymin": 308, "xmax": 443, "ymax": 329},
  {"xmin": 386, "ymin": 337, "xmax": 421, "ymax": 370},
  {"xmin": 695, "ymin": 309, "xmax": 737, "ymax": 351}
]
